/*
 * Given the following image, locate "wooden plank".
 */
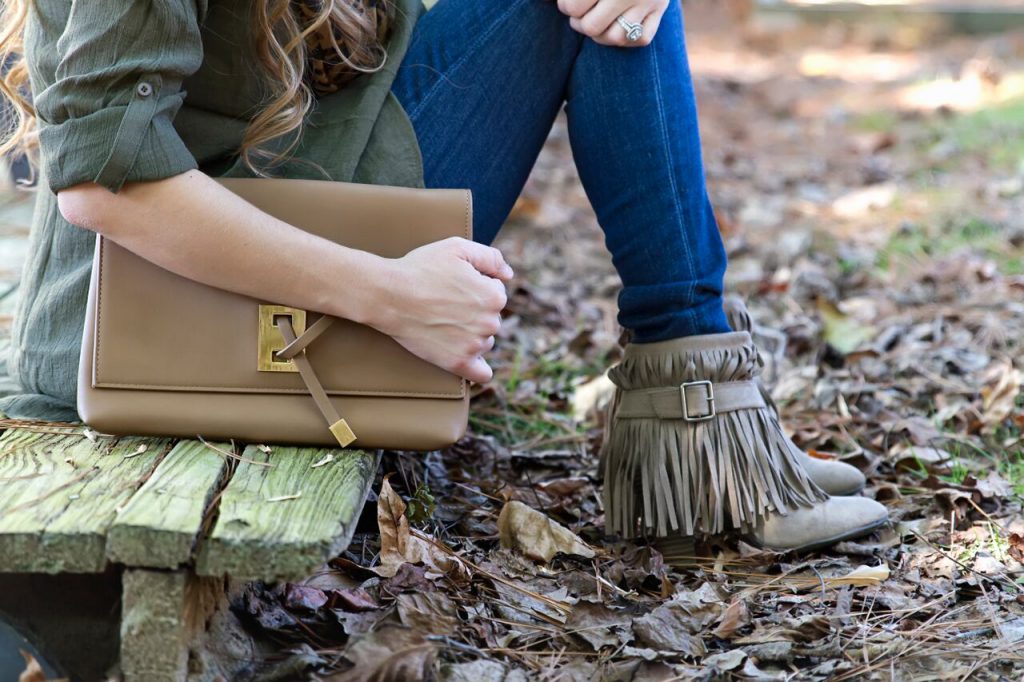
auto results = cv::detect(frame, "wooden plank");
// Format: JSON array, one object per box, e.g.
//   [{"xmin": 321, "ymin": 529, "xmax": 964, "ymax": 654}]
[
  {"xmin": 106, "ymin": 440, "xmax": 229, "ymax": 570},
  {"xmin": 196, "ymin": 445, "xmax": 378, "ymax": 581},
  {"xmin": 0, "ymin": 429, "xmax": 173, "ymax": 573},
  {"xmin": 120, "ymin": 569, "xmax": 189, "ymax": 682}
]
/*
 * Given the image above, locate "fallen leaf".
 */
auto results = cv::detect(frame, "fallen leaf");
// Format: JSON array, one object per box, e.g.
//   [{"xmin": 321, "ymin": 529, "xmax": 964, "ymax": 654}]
[
  {"xmin": 565, "ymin": 602, "xmax": 633, "ymax": 650},
  {"xmin": 893, "ymin": 446, "xmax": 952, "ymax": 473},
  {"xmin": 18, "ymin": 652, "xmax": 47, "ymax": 682},
  {"xmin": 376, "ymin": 476, "xmax": 467, "ymax": 579},
  {"xmin": 396, "ymin": 592, "xmax": 458, "ymax": 635},
  {"xmin": 497, "ymin": 500, "xmax": 595, "ymax": 563},
  {"xmin": 980, "ymin": 362, "xmax": 1022, "ymax": 433},
  {"xmin": 817, "ymin": 298, "xmax": 876, "ymax": 355},
  {"xmin": 703, "ymin": 649, "xmax": 747, "ymax": 672},
  {"xmin": 828, "ymin": 564, "xmax": 890, "ymax": 587},
  {"xmin": 328, "ymin": 587, "xmax": 380, "ymax": 613},
  {"xmin": 328, "ymin": 624, "xmax": 436, "ymax": 682},
  {"xmin": 571, "ymin": 372, "xmax": 616, "ymax": 422},
  {"xmin": 631, "ymin": 584, "xmax": 722, "ymax": 656},
  {"xmin": 283, "ymin": 583, "xmax": 327, "ymax": 612},
  {"xmin": 713, "ymin": 598, "xmax": 750, "ymax": 639}
]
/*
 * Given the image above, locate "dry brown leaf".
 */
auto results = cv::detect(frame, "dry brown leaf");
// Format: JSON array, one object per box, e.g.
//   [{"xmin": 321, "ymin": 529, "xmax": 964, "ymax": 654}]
[
  {"xmin": 328, "ymin": 624, "xmax": 436, "ymax": 682},
  {"xmin": 712, "ymin": 598, "xmax": 750, "ymax": 639},
  {"xmin": 18, "ymin": 651, "xmax": 65, "ymax": 682},
  {"xmin": 497, "ymin": 500, "xmax": 595, "ymax": 563},
  {"xmin": 18, "ymin": 652, "xmax": 46, "ymax": 682},
  {"xmin": 570, "ymin": 372, "xmax": 616, "ymax": 422},
  {"xmin": 396, "ymin": 592, "xmax": 458, "ymax": 635},
  {"xmin": 893, "ymin": 446, "xmax": 952, "ymax": 473},
  {"xmin": 827, "ymin": 564, "xmax": 891, "ymax": 587},
  {"xmin": 980, "ymin": 361, "xmax": 1022, "ymax": 433},
  {"xmin": 375, "ymin": 475, "xmax": 467, "ymax": 579}
]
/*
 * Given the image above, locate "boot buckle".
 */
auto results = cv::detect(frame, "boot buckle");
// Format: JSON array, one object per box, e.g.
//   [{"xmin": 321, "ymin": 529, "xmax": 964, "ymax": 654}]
[{"xmin": 680, "ymin": 380, "xmax": 716, "ymax": 421}]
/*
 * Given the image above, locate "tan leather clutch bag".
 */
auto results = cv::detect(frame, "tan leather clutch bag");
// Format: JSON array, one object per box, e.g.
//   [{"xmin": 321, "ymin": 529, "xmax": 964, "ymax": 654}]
[{"xmin": 78, "ymin": 177, "xmax": 472, "ymax": 451}]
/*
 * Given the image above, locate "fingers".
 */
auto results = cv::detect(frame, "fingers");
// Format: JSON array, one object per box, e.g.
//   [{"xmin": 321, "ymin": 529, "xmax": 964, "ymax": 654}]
[
  {"xmin": 569, "ymin": 1, "xmax": 667, "ymax": 47},
  {"xmin": 479, "ymin": 276, "xmax": 508, "ymax": 316},
  {"xmin": 556, "ymin": 0, "xmax": 600, "ymax": 18},
  {"xmin": 455, "ymin": 355, "xmax": 493, "ymax": 384},
  {"xmin": 569, "ymin": 0, "xmax": 631, "ymax": 39},
  {"xmin": 455, "ymin": 239, "xmax": 514, "ymax": 281},
  {"xmin": 597, "ymin": 5, "xmax": 662, "ymax": 46}
]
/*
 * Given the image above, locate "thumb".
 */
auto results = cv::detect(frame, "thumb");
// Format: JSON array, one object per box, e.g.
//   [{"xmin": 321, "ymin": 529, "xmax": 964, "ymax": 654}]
[{"xmin": 457, "ymin": 240, "xmax": 514, "ymax": 281}]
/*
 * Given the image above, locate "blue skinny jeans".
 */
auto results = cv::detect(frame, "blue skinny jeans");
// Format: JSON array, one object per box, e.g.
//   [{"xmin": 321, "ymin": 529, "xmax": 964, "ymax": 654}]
[{"xmin": 390, "ymin": 0, "xmax": 732, "ymax": 342}]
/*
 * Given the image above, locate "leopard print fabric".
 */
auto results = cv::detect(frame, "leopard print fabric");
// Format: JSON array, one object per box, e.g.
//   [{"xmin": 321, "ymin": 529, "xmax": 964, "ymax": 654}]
[{"xmin": 292, "ymin": 0, "xmax": 395, "ymax": 96}]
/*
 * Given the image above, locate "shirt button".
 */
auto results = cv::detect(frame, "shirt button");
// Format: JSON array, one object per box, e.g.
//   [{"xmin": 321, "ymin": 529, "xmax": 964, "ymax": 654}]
[{"xmin": 136, "ymin": 82, "xmax": 153, "ymax": 97}]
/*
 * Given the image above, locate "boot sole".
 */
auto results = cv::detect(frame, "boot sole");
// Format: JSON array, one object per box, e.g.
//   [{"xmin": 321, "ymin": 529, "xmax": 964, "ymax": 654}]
[{"xmin": 752, "ymin": 514, "xmax": 889, "ymax": 554}]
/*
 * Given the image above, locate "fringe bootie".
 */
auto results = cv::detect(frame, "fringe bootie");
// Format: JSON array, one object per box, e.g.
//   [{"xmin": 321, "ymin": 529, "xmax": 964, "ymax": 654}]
[
  {"xmin": 723, "ymin": 295, "xmax": 865, "ymax": 495},
  {"xmin": 600, "ymin": 331, "xmax": 888, "ymax": 554}
]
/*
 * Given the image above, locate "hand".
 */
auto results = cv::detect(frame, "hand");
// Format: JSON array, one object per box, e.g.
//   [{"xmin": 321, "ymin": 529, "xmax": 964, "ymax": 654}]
[
  {"xmin": 369, "ymin": 237, "xmax": 513, "ymax": 384},
  {"xmin": 556, "ymin": 0, "xmax": 669, "ymax": 47}
]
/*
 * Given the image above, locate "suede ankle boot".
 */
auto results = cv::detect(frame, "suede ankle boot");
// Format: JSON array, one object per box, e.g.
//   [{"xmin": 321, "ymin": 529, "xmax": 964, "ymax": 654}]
[
  {"xmin": 723, "ymin": 295, "xmax": 866, "ymax": 496},
  {"xmin": 600, "ymin": 331, "xmax": 888, "ymax": 557}
]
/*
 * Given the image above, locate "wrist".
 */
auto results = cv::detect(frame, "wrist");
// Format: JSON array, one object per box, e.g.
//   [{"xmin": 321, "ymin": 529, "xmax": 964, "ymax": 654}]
[{"xmin": 317, "ymin": 246, "xmax": 401, "ymax": 331}]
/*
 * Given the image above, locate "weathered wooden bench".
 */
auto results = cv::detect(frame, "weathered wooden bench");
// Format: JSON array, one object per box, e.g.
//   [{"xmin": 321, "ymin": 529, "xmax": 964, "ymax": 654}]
[{"xmin": 0, "ymin": 422, "xmax": 378, "ymax": 681}]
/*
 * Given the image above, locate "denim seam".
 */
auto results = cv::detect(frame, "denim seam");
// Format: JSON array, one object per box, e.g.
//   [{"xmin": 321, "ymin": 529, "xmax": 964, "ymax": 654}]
[
  {"xmin": 650, "ymin": 42, "xmax": 700, "ymax": 336},
  {"xmin": 404, "ymin": 0, "xmax": 533, "ymax": 123}
]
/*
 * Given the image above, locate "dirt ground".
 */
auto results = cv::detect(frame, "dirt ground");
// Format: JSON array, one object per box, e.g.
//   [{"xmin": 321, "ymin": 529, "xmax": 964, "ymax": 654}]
[{"xmin": 6, "ymin": 3, "xmax": 1024, "ymax": 680}]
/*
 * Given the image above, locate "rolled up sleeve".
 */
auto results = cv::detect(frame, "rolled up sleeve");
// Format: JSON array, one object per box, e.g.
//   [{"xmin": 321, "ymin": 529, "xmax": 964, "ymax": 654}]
[{"xmin": 33, "ymin": 0, "xmax": 208, "ymax": 194}]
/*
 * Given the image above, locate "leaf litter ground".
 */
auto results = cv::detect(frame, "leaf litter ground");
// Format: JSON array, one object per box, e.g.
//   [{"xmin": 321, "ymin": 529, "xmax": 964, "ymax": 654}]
[{"xmin": 8, "ymin": 5, "xmax": 1024, "ymax": 681}]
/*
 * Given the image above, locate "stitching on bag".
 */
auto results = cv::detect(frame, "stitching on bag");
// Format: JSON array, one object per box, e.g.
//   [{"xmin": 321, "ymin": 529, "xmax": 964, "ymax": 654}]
[
  {"xmin": 93, "ymin": 237, "xmax": 107, "ymax": 385},
  {"xmin": 91, "ymin": 381, "xmax": 465, "ymax": 398}
]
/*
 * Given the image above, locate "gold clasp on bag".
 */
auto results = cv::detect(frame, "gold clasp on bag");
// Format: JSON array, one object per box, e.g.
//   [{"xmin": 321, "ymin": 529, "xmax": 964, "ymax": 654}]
[{"xmin": 258, "ymin": 305, "xmax": 307, "ymax": 372}]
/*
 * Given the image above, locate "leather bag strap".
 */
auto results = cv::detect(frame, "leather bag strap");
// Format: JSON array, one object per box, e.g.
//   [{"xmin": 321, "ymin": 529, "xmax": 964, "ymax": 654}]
[
  {"xmin": 277, "ymin": 315, "xmax": 335, "ymax": 360},
  {"xmin": 275, "ymin": 316, "xmax": 356, "ymax": 447}
]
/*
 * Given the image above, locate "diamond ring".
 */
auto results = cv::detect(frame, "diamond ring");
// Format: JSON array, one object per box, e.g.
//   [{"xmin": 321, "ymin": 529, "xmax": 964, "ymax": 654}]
[{"xmin": 616, "ymin": 15, "xmax": 644, "ymax": 42}]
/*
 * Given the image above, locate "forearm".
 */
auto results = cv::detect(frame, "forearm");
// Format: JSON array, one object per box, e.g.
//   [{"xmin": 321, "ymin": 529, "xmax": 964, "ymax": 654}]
[{"xmin": 57, "ymin": 169, "xmax": 390, "ymax": 326}]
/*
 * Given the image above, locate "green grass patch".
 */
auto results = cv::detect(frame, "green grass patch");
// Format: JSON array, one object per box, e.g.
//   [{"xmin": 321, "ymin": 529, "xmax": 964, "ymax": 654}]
[
  {"xmin": 934, "ymin": 95, "xmax": 1024, "ymax": 170},
  {"xmin": 853, "ymin": 110, "xmax": 901, "ymax": 134},
  {"xmin": 469, "ymin": 340, "xmax": 610, "ymax": 448},
  {"xmin": 876, "ymin": 216, "xmax": 1024, "ymax": 274}
]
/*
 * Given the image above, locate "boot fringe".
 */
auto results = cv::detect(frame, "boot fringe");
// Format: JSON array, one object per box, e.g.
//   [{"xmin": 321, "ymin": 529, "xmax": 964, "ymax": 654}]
[
  {"xmin": 724, "ymin": 295, "xmax": 782, "ymax": 417},
  {"xmin": 600, "ymin": 332, "xmax": 827, "ymax": 540}
]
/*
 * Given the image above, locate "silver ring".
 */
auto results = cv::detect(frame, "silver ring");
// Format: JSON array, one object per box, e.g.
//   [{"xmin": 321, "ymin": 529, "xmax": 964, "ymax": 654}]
[{"xmin": 616, "ymin": 15, "xmax": 643, "ymax": 42}]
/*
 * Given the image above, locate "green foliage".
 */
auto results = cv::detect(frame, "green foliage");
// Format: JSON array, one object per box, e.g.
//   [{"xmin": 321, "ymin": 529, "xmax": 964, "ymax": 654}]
[
  {"xmin": 943, "ymin": 96, "xmax": 1024, "ymax": 169},
  {"xmin": 876, "ymin": 216, "xmax": 1024, "ymax": 274},
  {"xmin": 405, "ymin": 482, "xmax": 436, "ymax": 524}
]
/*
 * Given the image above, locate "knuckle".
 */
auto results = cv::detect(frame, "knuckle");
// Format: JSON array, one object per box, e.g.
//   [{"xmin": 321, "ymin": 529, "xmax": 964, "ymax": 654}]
[
  {"xmin": 560, "ymin": 0, "xmax": 585, "ymax": 17},
  {"xmin": 490, "ymin": 288, "xmax": 508, "ymax": 310},
  {"xmin": 579, "ymin": 15, "xmax": 603, "ymax": 36}
]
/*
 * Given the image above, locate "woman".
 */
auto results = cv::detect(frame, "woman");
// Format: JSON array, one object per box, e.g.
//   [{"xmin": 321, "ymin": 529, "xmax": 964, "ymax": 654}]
[{"xmin": 0, "ymin": 0, "xmax": 887, "ymax": 558}]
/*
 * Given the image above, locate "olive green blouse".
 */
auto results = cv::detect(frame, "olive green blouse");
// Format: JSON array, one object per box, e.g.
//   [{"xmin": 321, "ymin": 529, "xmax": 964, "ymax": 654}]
[{"xmin": 0, "ymin": 0, "xmax": 427, "ymax": 421}]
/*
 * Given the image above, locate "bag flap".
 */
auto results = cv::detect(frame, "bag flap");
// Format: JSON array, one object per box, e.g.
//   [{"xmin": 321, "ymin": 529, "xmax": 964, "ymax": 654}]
[{"xmin": 90, "ymin": 177, "xmax": 471, "ymax": 399}]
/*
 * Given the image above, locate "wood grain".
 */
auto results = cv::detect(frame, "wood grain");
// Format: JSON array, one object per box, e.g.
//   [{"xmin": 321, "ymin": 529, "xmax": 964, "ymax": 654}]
[
  {"xmin": 107, "ymin": 440, "xmax": 229, "ymax": 569},
  {"xmin": 0, "ymin": 429, "xmax": 173, "ymax": 573},
  {"xmin": 196, "ymin": 444, "xmax": 378, "ymax": 581}
]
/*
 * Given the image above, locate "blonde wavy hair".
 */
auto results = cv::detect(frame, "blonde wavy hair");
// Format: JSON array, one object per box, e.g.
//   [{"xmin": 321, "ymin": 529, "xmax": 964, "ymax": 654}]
[{"xmin": 0, "ymin": 0, "xmax": 390, "ymax": 182}]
